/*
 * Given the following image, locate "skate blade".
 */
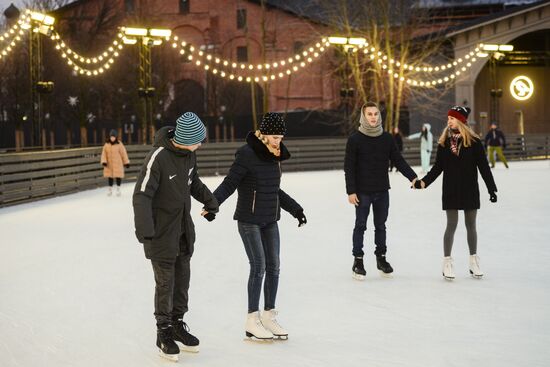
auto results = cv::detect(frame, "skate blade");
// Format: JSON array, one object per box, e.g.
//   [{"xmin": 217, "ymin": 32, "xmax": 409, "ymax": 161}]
[
  {"xmin": 379, "ymin": 270, "xmax": 393, "ymax": 278},
  {"xmin": 273, "ymin": 334, "xmax": 288, "ymax": 340},
  {"xmin": 244, "ymin": 332, "xmax": 274, "ymax": 343},
  {"xmin": 469, "ymin": 270, "xmax": 483, "ymax": 279},
  {"xmin": 442, "ymin": 273, "xmax": 455, "ymax": 281},
  {"xmin": 158, "ymin": 349, "xmax": 179, "ymax": 362},
  {"xmin": 352, "ymin": 272, "xmax": 366, "ymax": 281},
  {"xmin": 177, "ymin": 343, "xmax": 199, "ymax": 353}
]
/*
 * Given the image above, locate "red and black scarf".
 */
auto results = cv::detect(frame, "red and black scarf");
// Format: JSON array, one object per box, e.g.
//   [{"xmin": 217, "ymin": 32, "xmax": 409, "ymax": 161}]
[{"xmin": 450, "ymin": 132, "xmax": 462, "ymax": 156}]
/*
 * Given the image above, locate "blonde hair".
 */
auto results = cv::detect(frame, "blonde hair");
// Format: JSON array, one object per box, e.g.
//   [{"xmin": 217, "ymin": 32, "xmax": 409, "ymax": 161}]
[{"xmin": 438, "ymin": 122, "xmax": 479, "ymax": 147}]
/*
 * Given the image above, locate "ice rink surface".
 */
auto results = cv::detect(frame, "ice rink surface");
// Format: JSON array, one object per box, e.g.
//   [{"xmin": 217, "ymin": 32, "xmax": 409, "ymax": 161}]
[{"xmin": 1, "ymin": 160, "xmax": 549, "ymax": 367}]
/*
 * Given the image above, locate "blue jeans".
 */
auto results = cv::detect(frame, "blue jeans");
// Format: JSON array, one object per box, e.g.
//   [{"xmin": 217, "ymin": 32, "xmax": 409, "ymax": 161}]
[
  {"xmin": 352, "ymin": 191, "xmax": 389, "ymax": 257},
  {"xmin": 237, "ymin": 221, "xmax": 281, "ymax": 313}
]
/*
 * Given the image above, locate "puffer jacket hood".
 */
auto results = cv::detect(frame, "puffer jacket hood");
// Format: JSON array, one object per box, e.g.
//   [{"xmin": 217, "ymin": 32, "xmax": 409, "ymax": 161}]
[
  {"xmin": 423, "ymin": 123, "xmax": 432, "ymax": 132},
  {"xmin": 154, "ymin": 126, "xmax": 192, "ymax": 156}
]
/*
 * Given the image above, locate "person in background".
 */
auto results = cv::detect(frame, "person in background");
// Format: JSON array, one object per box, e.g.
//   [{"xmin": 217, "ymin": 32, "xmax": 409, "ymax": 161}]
[
  {"xmin": 345, "ymin": 102, "xmax": 418, "ymax": 281},
  {"xmin": 389, "ymin": 126, "xmax": 403, "ymax": 172},
  {"xmin": 408, "ymin": 123, "xmax": 433, "ymax": 174},
  {"xmin": 100, "ymin": 129, "xmax": 129, "ymax": 196},
  {"xmin": 484, "ymin": 122, "xmax": 509, "ymax": 168},
  {"xmin": 414, "ymin": 106, "xmax": 497, "ymax": 281}
]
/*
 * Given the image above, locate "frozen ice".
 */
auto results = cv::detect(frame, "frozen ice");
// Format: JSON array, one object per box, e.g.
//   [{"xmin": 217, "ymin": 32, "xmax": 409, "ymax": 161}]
[{"xmin": 1, "ymin": 160, "xmax": 549, "ymax": 367}]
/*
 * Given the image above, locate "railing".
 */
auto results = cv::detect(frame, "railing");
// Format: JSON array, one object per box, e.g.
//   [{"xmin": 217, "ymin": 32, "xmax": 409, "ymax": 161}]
[{"xmin": 1, "ymin": 134, "xmax": 548, "ymax": 207}]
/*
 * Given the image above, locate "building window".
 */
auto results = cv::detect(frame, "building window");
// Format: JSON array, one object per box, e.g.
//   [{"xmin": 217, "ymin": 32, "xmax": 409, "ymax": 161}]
[
  {"xmin": 237, "ymin": 9, "xmax": 247, "ymax": 29},
  {"xmin": 179, "ymin": 0, "xmax": 190, "ymax": 14},
  {"xmin": 293, "ymin": 41, "xmax": 304, "ymax": 54},
  {"xmin": 237, "ymin": 46, "xmax": 248, "ymax": 62},
  {"xmin": 125, "ymin": 0, "xmax": 134, "ymax": 13}
]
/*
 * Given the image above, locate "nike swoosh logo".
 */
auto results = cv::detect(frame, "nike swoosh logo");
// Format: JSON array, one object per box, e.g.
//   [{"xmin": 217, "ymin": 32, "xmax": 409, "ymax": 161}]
[{"xmin": 169, "ymin": 174, "xmax": 177, "ymax": 180}]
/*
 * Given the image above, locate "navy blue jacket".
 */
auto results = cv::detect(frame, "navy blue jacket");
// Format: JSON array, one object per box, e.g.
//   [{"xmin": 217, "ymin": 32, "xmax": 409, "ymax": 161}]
[
  {"xmin": 213, "ymin": 132, "xmax": 302, "ymax": 224},
  {"xmin": 344, "ymin": 131, "xmax": 417, "ymax": 195},
  {"xmin": 485, "ymin": 129, "xmax": 506, "ymax": 147}
]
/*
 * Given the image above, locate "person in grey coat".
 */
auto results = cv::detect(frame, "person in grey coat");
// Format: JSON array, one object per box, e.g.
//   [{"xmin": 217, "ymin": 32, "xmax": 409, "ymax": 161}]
[{"xmin": 133, "ymin": 112, "xmax": 218, "ymax": 361}]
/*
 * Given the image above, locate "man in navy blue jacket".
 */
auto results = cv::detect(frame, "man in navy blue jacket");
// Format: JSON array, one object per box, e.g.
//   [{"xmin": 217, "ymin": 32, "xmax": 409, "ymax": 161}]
[{"xmin": 344, "ymin": 102, "xmax": 418, "ymax": 280}]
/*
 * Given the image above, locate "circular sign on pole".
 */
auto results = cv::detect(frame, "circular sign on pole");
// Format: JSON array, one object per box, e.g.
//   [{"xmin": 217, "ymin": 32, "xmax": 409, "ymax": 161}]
[{"xmin": 510, "ymin": 76, "xmax": 534, "ymax": 101}]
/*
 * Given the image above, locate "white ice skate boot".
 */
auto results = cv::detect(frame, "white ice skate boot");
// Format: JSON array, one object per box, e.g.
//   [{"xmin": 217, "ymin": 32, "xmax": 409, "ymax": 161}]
[
  {"xmin": 442, "ymin": 256, "xmax": 455, "ymax": 280},
  {"xmin": 116, "ymin": 186, "xmax": 121, "ymax": 197},
  {"xmin": 245, "ymin": 311, "xmax": 273, "ymax": 342},
  {"xmin": 107, "ymin": 186, "xmax": 113, "ymax": 196},
  {"xmin": 469, "ymin": 254, "xmax": 484, "ymax": 279},
  {"xmin": 260, "ymin": 309, "xmax": 288, "ymax": 340}
]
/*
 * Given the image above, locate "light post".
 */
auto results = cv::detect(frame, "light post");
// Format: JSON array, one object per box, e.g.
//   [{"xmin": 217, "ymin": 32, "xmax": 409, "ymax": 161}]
[
  {"xmin": 122, "ymin": 27, "xmax": 171, "ymax": 144},
  {"xmin": 26, "ymin": 11, "xmax": 55, "ymax": 149},
  {"xmin": 328, "ymin": 37, "xmax": 366, "ymax": 123},
  {"xmin": 481, "ymin": 43, "xmax": 514, "ymax": 126}
]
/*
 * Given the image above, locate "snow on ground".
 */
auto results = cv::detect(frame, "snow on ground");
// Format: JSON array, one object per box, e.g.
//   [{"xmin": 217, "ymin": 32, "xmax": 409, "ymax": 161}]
[{"xmin": 1, "ymin": 160, "xmax": 549, "ymax": 367}]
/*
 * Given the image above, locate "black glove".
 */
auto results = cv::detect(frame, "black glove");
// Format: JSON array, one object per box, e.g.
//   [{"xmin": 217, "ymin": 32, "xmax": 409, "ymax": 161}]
[
  {"xmin": 489, "ymin": 192, "xmax": 497, "ymax": 203},
  {"xmin": 124, "ymin": 164, "xmax": 130, "ymax": 169},
  {"xmin": 414, "ymin": 180, "xmax": 423, "ymax": 189},
  {"xmin": 295, "ymin": 210, "xmax": 307, "ymax": 227},
  {"xmin": 102, "ymin": 162, "xmax": 107, "ymax": 167},
  {"xmin": 203, "ymin": 212, "xmax": 216, "ymax": 222}
]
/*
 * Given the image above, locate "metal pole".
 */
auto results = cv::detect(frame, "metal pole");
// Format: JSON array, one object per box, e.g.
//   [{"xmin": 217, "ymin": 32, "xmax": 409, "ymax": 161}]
[
  {"xmin": 29, "ymin": 28, "xmax": 42, "ymax": 148},
  {"xmin": 138, "ymin": 39, "xmax": 147, "ymax": 144}
]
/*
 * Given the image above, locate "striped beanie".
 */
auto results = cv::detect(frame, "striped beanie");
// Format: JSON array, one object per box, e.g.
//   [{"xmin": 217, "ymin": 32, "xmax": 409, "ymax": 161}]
[
  {"xmin": 259, "ymin": 112, "xmax": 287, "ymax": 135},
  {"xmin": 174, "ymin": 112, "xmax": 206, "ymax": 145}
]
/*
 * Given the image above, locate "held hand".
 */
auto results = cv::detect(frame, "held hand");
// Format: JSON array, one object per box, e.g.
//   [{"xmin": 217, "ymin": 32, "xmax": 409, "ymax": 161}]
[
  {"xmin": 489, "ymin": 192, "xmax": 497, "ymax": 203},
  {"xmin": 201, "ymin": 209, "xmax": 216, "ymax": 222},
  {"xmin": 348, "ymin": 194, "xmax": 359, "ymax": 206},
  {"xmin": 124, "ymin": 164, "xmax": 130, "ymax": 169},
  {"xmin": 295, "ymin": 210, "xmax": 307, "ymax": 227},
  {"xmin": 102, "ymin": 162, "xmax": 107, "ymax": 167},
  {"xmin": 413, "ymin": 180, "xmax": 425, "ymax": 189}
]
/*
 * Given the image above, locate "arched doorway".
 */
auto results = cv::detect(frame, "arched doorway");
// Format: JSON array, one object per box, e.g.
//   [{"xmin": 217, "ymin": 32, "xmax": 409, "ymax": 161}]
[
  {"xmin": 166, "ymin": 79, "xmax": 205, "ymax": 123},
  {"xmin": 217, "ymin": 81, "xmax": 264, "ymax": 139},
  {"xmin": 474, "ymin": 29, "xmax": 550, "ymax": 134}
]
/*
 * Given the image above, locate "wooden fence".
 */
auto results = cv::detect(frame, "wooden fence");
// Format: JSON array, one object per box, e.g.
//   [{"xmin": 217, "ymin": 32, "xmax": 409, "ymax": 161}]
[{"xmin": 1, "ymin": 134, "xmax": 548, "ymax": 208}]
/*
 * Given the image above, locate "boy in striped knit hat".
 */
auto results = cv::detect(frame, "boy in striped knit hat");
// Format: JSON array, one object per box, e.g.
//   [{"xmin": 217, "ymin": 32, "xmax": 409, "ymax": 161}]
[{"xmin": 133, "ymin": 112, "xmax": 219, "ymax": 361}]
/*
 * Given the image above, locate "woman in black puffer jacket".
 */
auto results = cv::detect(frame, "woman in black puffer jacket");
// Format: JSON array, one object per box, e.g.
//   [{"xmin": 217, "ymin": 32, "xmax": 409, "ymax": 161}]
[{"xmin": 213, "ymin": 113, "xmax": 306, "ymax": 342}]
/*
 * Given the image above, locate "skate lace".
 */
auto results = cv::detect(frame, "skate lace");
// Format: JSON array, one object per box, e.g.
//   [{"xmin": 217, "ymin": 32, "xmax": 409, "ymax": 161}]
[
  {"xmin": 444, "ymin": 258, "xmax": 454, "ymax": 274},
  {"xmin": 471, "ymin": 255, "xmax": 480, "ymax": 271},
  {"xmin": 266, "ymin": 311, "xmax": 282, "ymax": 328}
]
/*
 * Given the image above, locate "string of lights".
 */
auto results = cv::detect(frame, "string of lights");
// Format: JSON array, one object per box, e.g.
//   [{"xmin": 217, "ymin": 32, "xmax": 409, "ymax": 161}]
[
  {"xmin": 165, "ymin": 35, "xmax": 330, "ymax": 82},
  {"xmin": 0, "ymin": 15, "xmax": 30, "ymax": 61}
]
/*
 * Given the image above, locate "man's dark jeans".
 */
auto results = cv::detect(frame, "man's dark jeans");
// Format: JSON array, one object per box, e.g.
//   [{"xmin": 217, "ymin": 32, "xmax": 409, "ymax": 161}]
[
  {"xmin": 237, "ymin": 221, "xmax": 280, "ymax": 313},
  {"xmin": 151, "ymin": 254, "xmax": 191, "ymax": 328},
  {"xmin": 352, "ymin": 191, "xmax": 389, "ymax": 257}
]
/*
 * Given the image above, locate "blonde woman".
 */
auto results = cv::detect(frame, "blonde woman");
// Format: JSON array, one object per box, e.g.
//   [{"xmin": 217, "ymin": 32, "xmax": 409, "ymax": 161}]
[{"xmin": 415, "ymin": 106, "xmax": 497, "ymax": 280}]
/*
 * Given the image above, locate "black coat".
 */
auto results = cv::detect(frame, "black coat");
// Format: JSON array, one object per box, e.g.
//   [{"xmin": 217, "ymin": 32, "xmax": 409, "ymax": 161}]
[
  {"xmin": 392, "ymin": 133, "xmax": 403, "ymax": 151},
  {"xmin": 422, "ymin": 137, "xmax": 497, "ymax": 210},
  {"xmin": 133, "ymin": 127, "xmax": 219, "ymax": 262},
  {"xmin": 344, "ymin": 131, "xmax": 417, "ymax": 194},
  {"xmin": 213, "ymin": 132, "xmax": 302, "ymax": 224}
]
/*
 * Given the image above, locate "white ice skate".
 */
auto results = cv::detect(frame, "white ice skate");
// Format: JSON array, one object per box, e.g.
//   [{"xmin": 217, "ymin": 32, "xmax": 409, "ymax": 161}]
[
  {"xmin": 158, "ymin": 349, "xmax": 178, "ymax": 362},
  {"xmin": 245, "ymin": 311, "xmax": 273, "ymax": 342},
  {"xmin": 261, "ymin": 309, "xmax": 288, "ymax": 340},
  {"xmin": 116, "ymin": 186, "xmax": 121, "ymax": 197},
  {"xmin": 442, "ymin": 256, "xmax": 455, "ymax": 280},
  {"xmin": 469, "ymin": 254, "xmax": 484, "ymax": 279},
  {"xmin": 107, "ymin": 187, "xmax": 113, "ymax": 196}
]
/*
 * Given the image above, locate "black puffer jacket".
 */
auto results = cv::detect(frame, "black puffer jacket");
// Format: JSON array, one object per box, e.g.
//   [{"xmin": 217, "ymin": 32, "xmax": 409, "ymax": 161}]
[
  {"xmin": 422, "ymin": 137, "xmax": 497, "ymax": 210},
  {"xmin": 345, "ymin": 131, "xmax": 417, "ymax": 194},
  {"xmin": 213, "ymin": 132, "xmax": 302, "ymax": 224},
  {"xmin": 133, "ymin": 127, "xmax": 219, "ymax": 262}
]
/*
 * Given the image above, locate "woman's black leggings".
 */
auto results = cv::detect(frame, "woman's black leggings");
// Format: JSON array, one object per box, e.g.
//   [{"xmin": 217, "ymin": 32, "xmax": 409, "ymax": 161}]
[
  {"xmin": 108, "ymin": 178, "xmax": 122, "ymax": 186},
  {"xmin": 443, "ymin": 209, "xmax": 477, "ymax": 256}
]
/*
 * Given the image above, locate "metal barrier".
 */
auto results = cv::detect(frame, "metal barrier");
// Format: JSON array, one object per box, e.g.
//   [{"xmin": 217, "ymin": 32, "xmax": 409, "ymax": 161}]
[{"xmin": 1, "ymin": 134, "xmax": 548, "ymax": 207}]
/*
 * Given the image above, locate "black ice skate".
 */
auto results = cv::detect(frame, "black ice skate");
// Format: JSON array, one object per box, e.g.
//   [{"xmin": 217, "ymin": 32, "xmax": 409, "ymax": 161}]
[
  {"xmin": 156, "ymin": 326, "xmax": 180, "ymax": 362},
  {"xmin": 173, "ymin": 320, "xmax": 200, "ymax": 353},
  {"xmin": 376, "ymin": 255, "xmax": 394, "ymax": 278},
  {"xmin": 352, "ymin": 257, "xmax": 366, "ymax": 280}
]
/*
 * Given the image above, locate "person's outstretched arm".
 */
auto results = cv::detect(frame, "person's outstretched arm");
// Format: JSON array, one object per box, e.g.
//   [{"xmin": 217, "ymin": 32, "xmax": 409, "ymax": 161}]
[{"xmin": 213, "ymin": 150, "xmax": 249, "ymax": 206}]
